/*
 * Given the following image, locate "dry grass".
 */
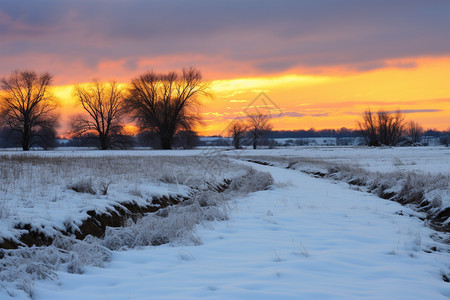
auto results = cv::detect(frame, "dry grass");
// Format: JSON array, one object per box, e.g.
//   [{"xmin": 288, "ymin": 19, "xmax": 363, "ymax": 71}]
[
  {"xmin": 0, "ymin": 152, "xmax": 275, "ymax": 297},
  {"xmin": 242, "ymin": 154, "xmax": 450, "ymax": 231}
]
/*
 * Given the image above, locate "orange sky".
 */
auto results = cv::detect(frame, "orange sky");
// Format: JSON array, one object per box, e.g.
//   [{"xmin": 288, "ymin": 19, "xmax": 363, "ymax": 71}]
[
  {"xmin": 2, "ymin": 1, "xmax": 450, "ymax": 136},
  {"xmin": 52, "ymin": 55, "xmax": 450, "ymax": 136}
]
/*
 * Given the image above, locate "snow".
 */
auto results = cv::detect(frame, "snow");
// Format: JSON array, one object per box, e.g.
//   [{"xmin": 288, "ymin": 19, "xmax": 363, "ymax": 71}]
[
  {"xmin": 224, "ymin": 146, "xmax": 450, "ymax": 175},
  {"xmin": 2, "ymin": 146, "xmax": 449, "ymax": 175},
  {"xmin": 228, "ymin": 147, "xmax": 450, "ymax": 213},
  {"xmin": 1, "ymin": 148, "xmax": 449, "ymax": 299},
  {"xmin": 0, "ymin": 154, "xmax": 247, "ymax": 245}
]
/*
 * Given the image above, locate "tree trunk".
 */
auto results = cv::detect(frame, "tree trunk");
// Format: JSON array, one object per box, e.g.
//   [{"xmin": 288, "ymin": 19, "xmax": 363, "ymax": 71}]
[
  {"xmin": 233, "ymin": 137, "xmax": 240, "ymax": 149},
  {"xmin": 22, "ymin": 125, "xmax": 31, "ymax": 151},
  {"xmin": 161, "ymin": 136, "xmax": 172, "ymax": 150},
  {"xmin": 99, "ymin": 134, "xmax": 108, "ymax": 150},
  {"xmin": 100, "ymin": 137, "xmax": 108, "ymax": 150}
]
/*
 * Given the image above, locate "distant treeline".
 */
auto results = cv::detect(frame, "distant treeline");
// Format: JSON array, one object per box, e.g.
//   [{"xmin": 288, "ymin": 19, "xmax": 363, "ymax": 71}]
[
  {"xmin": 264, "ymin": 128, "xmax": 448, "ymax": 139},
  {"xmin": 1, "ymin": 126, "xmax": 449, "ymax": 149},
  {"xmin": 265, "ymin": 128, "xmax": 360, "ymax": 139}
]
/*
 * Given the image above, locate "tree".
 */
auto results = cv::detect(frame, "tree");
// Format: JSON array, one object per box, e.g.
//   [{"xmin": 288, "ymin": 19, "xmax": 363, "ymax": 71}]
[
  {"xmin": 441, "ymin": 127, "xmax": 450, "ymax": 147},
  {"xmin": 247, "ymin": 113, "xmax": 272, "ymax": 149},
  {"xmin": 0, "ymin": 70, "xmax": 58, "ymax": 150},
  {"xmin": 173, "ymin": 130, "xmax": 200, "ymax": 149},
  {"xmin": 358, "ymin": 109, "xmax": 405, "ymax": 146},
  {"xmin": 228, "ymin": 121, "xmax": 247, "ymax": 149},
  {"xmin": 126, "ymin": 68, "xmax": 209, "ymax": 149},
  {"xmin": 406, "ymin": 121, "xmax": 423, "ymax": 143},
  {"xmin": 72, "ymin": 80, "xmax": 128, "ymax": 150},
  {"xmin": 377, "ymin": 110, "xmax": 405, "ymax": 145},
  {"xmin": 357, "ymin": 109, "xmax": 379, "ymax": 146}
]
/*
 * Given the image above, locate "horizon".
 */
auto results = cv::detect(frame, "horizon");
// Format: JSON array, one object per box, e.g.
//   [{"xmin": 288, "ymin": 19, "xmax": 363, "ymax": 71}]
[{"xmin": 1, "ymin": 0, "xmax": 449, "ymax": 135}]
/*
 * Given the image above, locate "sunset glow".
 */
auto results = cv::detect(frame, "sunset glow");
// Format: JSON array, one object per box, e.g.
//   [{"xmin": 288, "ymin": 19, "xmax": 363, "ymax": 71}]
[
  {"xmin": 197, "ymin": 56, "xmax": 450, "ymax": 135},
  {"xmin": 2, "ymin": 1, "xmax": 449, "ymax": 136},
  {"xmin": 48, "ymin": 55, "xmax": 450, "ymax": 136}
]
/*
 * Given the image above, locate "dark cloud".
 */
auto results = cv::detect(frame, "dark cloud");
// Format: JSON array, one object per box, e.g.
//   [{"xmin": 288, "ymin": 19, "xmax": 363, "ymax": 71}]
[
  {"xmin": 391, "ymin": 61, "xmax": 417, "ymax": 69},
  {"xmin": 351, "ymin": 62, "xmax": 388, "ymax": 72},
  {"xmin": 123, "ymin": 59, "xmax": 138, "ymax": 71},
  {"xmin": 343, "ymin": 109, "xmax": 443, "ymax": 116},
  {"xmin": 274, "ymin": 112, "xmax": 306, "ymax": 118},
  {"xmin": 256, "ymin": 60, "xmax": 301, "ymax": 72},
  {"xmin": 1, "ymin": 0, "xmax": 450, "ymax": 81},
  {"xmin": 226, "ymin": 111, "xmax": 307, "ymax": 120},
  {"xmin": 310, "ymin": 113, "xmax": 329, "ymax": 117},
  {"xmin": 401, "ymin": 109, "xmax": 443, "ymax": 114},
  {"xmin": 269, "ymin": 112, "xmax": 329, "ymax": 119}
]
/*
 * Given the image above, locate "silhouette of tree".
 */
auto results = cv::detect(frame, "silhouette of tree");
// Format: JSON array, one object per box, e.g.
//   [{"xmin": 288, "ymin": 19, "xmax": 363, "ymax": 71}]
[
  {"xmin": 406, "ymin": 121, "xmax": 423, "ymax": 143},
  {"xmin": 247, "ymin": 113, "xmax": 272, "ymax": 149},
  {"xmin": 72, "ymin": 80, "xmax": 128, "ymax": 150},
  {"xmin": 173, "ymin": 130, "xmax": 200, "ymax": 149},
  {"xmin": 377, "ymin": 110, "xmax": 405, "ymax": 145},
  {"xmin": 0, "ymin": 70, "xmax": 58, "ymax": 150},
  {"xmin": 358, "ymin": 109, "xmax": 379, "ymax": 146},
  {"xmin": 228, "ymin": 121, "xmax": 247, "ymax": 149},
  {"xmin": 126, "ymin": 68, "xmax": 209, "ymax": 149},
  {"xmin": 358, "ymin": 109, "xmax": 405, "ymax": 146}
]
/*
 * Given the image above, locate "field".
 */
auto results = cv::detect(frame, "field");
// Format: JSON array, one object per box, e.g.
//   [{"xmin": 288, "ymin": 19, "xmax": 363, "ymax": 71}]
[
  {"xmin": 228, "ymin": 146, "xmax": 450, "ymax": 174},
  {"xmin": 0, "ymin": 147, "xmax": 449, "ymax": 299}
]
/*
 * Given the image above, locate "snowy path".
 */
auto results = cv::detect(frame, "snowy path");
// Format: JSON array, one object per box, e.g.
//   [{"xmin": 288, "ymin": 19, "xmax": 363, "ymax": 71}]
[{"xmin": 32, "ymin": 162, "xmax": 449, "ymax": 299}]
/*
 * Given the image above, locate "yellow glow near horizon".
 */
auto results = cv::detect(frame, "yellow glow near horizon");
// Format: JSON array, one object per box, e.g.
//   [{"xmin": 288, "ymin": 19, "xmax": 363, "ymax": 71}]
[
  {"xmin": 52, "ymin": 56, "xmax": 450, "ymax": 137},
  {"xmin": 198, "ymin": 57, "xmax": 450, "ymax": 135},
  {"xmin": 210, "ymin": 74, "xmax": 332, "ymax": 94}
]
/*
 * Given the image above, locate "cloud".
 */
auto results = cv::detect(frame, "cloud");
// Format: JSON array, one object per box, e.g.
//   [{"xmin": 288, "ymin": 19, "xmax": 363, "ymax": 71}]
[
  {"xmin": 256, "ymin": 59, "xmax": 300, "ymax": 72},
  {"xmin": 401, "ymin": 109, "xmax": 443, "ymax": 114},
  {"xmin": 310, "ymin": 113, "xmax": 330, "ymax": 117},
  {"xmin": 426, "ymin": 98, "xmax": 450, "ymax": 104},
  {"xmin": 343, "ymin": 109, "xmax": 443, "ymax": 116},
  {"xmin": 1, "ymin": 0, "xmax": 450, "ymax": 82},
  {"xmin": 273, "ymin": 112, "xmax": 306, "ymax": 118},
  {"xmin": 391, "ymin": 61, "xmax": 417, "ymax": 69},
  {"xmin": 244, "ymin": 111, "xmax": 329, "ymax": 119}
]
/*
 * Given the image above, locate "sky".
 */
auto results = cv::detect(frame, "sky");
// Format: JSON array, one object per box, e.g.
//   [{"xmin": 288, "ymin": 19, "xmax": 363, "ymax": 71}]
[{"xmin": 1, "ymin": 0, "xmax": 450, "ymax": 136}]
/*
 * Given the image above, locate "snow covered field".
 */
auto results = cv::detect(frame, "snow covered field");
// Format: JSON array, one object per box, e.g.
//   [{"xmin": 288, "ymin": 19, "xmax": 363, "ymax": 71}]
[
  {"xmin": 233, "ymin": 147, "xmax": 450, "ymax": 232},
  {"xmin": 227, "ymin": 146, "xmax": 450, "ymax": 175},
  {"xmin": 1, "ymin": 147, "xmax": 449, "ymax": 299},
  {"xmin": 2, "ymin": 146, "xmax": 449, "ymax": 175},
  {"xmin": 0, "ymin": 154, "xmax": 252, "ymax": 246}
]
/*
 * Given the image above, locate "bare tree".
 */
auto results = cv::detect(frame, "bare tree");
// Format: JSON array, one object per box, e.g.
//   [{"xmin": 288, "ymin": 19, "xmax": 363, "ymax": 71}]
[
  {"xmin": 377, "ymin": 110, "xmax": 405, "ymax": 145},
  {"xmin": 126, "ymin": 68, "xmax": 209, "ymax": 149},
  {"xmin": 173, "ymin": 130, "xmax": 200, "ymax": 149},
  {"xmin": 72, "ymin": 80, "xmax": 128, "ymax": 150},
  {"xmin": 357, "ymin": 109, "xmax": 379, "ymax": 146},
  {"xmin": 441, "ymin": 127, "xmax": 450, "ymax": 147},
  {"xmin": 358, "ymin": 109, "xmax": 405, "ymax": 146},
  {"xmin": 406, "ymin": 121, "xmax": 423, "ymax": 143},
  {"xmin": 228, "ymin": 121, "xmax": 247, "ymax": 149},
  {"xmin": 0, "ymin": 70, "xmax": 58, "ymax": 151},
  {"xmin": 247, "ymin": 113, "xmax": 272, "ymax": 149}
]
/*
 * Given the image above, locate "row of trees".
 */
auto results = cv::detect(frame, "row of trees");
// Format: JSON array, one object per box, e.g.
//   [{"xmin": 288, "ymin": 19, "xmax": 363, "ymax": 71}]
[
  {"xmin": 229, "ymin": 109, "xmax": 431, "ymax": 149},
  {"xmin": 228, "ymin": 114, "xmax": 272, "ymax": 149},
  {"xmin": 0, "ymin": 70, "xmax": 446, "ymax": 150},
  {"xmin": 0, "ymin": 69, "xmax": 209, "ymax": 150},
  {"xmin": 358, "ymin": 109, "xmax": 427, "ymax": 146}
]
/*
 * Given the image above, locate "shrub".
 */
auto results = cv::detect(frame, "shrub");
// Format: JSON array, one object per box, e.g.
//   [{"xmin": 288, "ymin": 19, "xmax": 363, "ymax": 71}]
[
  {"xmin": 67, "ymin": 179, "xmax": 96, "ymax": 195},
  {"xmin": 229, "ymin": 169, "xmax": 274, "ymax": 193}
]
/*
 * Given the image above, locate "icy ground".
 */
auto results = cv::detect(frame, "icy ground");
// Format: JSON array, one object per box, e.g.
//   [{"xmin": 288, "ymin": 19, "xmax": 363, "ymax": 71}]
[{"xmin": 23, "ymin": 159, "xmax": 450, "ymax": 299}]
